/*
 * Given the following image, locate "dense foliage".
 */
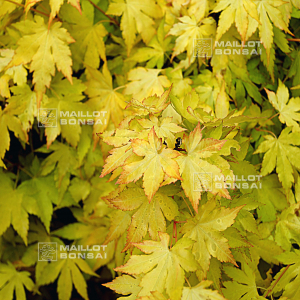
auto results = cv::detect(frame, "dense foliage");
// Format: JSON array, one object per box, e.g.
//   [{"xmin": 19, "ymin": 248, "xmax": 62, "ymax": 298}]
[{"xmin": 1, "ymin": 0, "xmax": 300, "ymax": 299}]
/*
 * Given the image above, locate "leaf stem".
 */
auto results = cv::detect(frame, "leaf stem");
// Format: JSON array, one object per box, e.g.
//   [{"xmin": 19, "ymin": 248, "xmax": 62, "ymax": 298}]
[
  {"xmin": 263, "ymin": 265, "xmax": 291, "ymax": 298},
  {"xmin": 87, "ymin": 0, "xmax": 120, "ymax": 27},
  {"xmin": 184, "ymin": 276, "xmax": 191, "ymax": 288},
  {"xmin": 256, "ymin": 112, "xmax": 279, "ymax": 129},
  {"xmin": 14, "ymin": 168, "xmax": 19, "ymax": 189},
  {"xmin": 181, "ymin": 192, "xmax": 194, "ymax": 216},
  {"xmin": 255, "ymin": 128, "xmax": 277, "ymax": 139}
]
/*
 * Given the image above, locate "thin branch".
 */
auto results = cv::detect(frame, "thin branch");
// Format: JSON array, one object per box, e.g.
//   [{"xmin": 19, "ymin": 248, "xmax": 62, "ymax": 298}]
[
  {"xmin": 4, "ymin": 0, "xmax": 50, "ymax": 17},
  {"xmin": 264, "ymin": 265, "xmax": 291, "ymax": 298},
  {"xmin": 4, "ymin": 159, "xmax": 34, "ymax": 178},
  {"xmin": 87, "ymin": 0, "xmax": 120, "ymax": 27},
  {"xmin": 287, "ymin": 38, "xmax": 300, "ymax": 42}
]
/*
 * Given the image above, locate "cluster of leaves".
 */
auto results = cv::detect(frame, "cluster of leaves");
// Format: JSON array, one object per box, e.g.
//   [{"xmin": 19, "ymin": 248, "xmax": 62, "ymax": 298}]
[{"xmin": 0, "ymin": 0, "xmax": 300, "ymax": 299}]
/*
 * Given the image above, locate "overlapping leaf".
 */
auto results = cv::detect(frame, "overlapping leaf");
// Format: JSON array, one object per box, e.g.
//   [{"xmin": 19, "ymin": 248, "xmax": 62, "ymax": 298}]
[{"xmin": 114, "ymin": 232, "xmax": 198, "ymax": 300}]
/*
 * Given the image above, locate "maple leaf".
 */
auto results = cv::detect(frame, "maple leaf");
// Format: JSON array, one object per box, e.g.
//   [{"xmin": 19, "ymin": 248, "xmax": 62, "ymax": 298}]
[
  {"xmin": 188, "ymin": 0, "xmax": 210, "ymax": 22},
  {"xmin": 126, "ymin": 86, "xmax": 173, "ymax": 115},
  {"xmin": 253, "ymin": 127, "xmax": 300, "ymax": 190},
  {"xmin": 138, "ymin": 291, "xmax": 169, "ymax": 300},
  {"xmin": 175, "ymin": 123, "xmax": 231, "ymax": 212},
  {"xmin": 107, "ymin": 185, "xmax": 178, "ymax": 251},
  {"xmin": 39, "ymin": 75, "xmax": 86, "ymax": 147},
  {"xmin": 124, "ymin": 67, "xmax": 171, "ymax": 101},
  {"xmin": 251, "ymin": 174, "xmax": 288, "ymax": 222},
  {"xmin": 5, "ymin": 84, "xmax": 37, "ymax": 132},
  {"xmin": 275, "ymin": 202, "xmax": 300, "ymax": 251},
  {"xmin": 37, "ymin": 245, "xmax": 98, "ymax": 300},
  {"xmin": 0, "ymin": 0, "xmax": 22, "ymax": 18},
  {"xmin": 18, "ymin": 173, "xmax": 59, "ymax": 233},
  {"xmin": 181, "ymin": 199, "xmax": 243, "ymax": 278},
  {"xmin": 213, "ymin": 0, "xmax": 259, "ymax": 42},
  {"xmin": 168, "ymin": 15, "xmax": 216, "ymax": 68},
  {"xmin": 85, "ymin": 64, "xmax": 127, "ymax": 140},
  {"xmin": 253, "ymin": 0, "xmax": 292, "ymax": 62},
  {"xmin": 222, "ymin": 263, "xmax": 263, "ymax": 300},
  {"xmin": 37, "ymin": 141, "xmax": 79, "ymax": 187},
  {"xmin": 114, "ymin": 232, "xmax": 198, "ymax": 300},
  {"xmin": 165, "ymin": 67, "xmax": 192, "ymax": 98},
  {"xmin": 65, "ymin": 5, "xmax": 107, "ymax": 69},
  {"xmin": 272, "ymin": 250, "xmax": 300, "ymax": 300},
  {"xmin": 100, "ymin": 144, "xmax": 134, "ymax": 179},
  {"xmin": 0, "ymin": 171, "xmax": 31, "ymax": 244},
  {"xmin": 25, "ymin": 0, "xmax": 81, "ymax": 23},
  {"xmin": 244, "ymin": 103, "xmax": 274, "ymax": 129},
  {"xmin": 128, "ymin": 18, "xmax": 173, "ymax": 69},
  {"xmin": 0, "ymin": 105, "xmax": 27, "ymax": 168},
  {"xmin": 0, "ymin": 262, "xmax": 34, "ymax": 300},
  {"xmin": 181, "ymin": 280, "xmax": 226, "ymax": 300},
  {"xmin": 137, "ymin": 115, "xmax": 186, "ymax": 148},
  {"xmin": 103, "ymin": 275, "xmax": 143, "ymax": 300},
  {"xmin": 171, "ymin": 90, "xmax": 213, "ymax": 125},
  {"xmin": 265, "ymin": 79, "xmax": 300, "ymax": 131},
  {"xmin": 103, "ymin": 209, "xmax": 131, "ymax": 245},
  {"xmin": 10, "ymin": 16, "xmax": 75, "ymax": 103},
  {"xmin": 117, "ymin": 127, "xmax": 182, "ymax": 201},
  {"xmin": 106, "ymin": 0, "xmax": 162, "ymax": 55},
  {"xmin": 0, "ymin": 49, "xmax": 27, "ymax": 88}
]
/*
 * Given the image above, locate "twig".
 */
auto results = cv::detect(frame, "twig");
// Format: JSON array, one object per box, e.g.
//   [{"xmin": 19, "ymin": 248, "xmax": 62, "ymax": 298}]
[
  {"xmin": 4, "ymin": 0, "xmax": 50, "ymax": 17},
  {"xmin": 4, "ymin": 159, "xmax": 34, "ymax": 178},
  {"xmin": 263, "ymin": 265, "xmax": 291, "ymax": 298},
  {"xmin": 287, "ymin": 38, "xmax": 300, "ymax": 42},
  {"xmin": 87, "ymin": 0, "xmax": 120, "ymax": 27}
]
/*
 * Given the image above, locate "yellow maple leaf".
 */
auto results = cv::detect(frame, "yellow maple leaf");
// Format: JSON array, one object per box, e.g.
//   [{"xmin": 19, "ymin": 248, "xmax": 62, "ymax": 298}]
[
  {"xmin": 114, "ymin": 232, "xmax": 198, "ymax": 300},
  {"xmin": 85, "ymin": 64, "xmax": 127, "ymax": 146},
  {"xmin": 117, "ymin": 127, "xmax": 182, "ymax": 201},
  {"xmin": 106, "ymin": 0, "xmax": 163, "ymax": 55},
  {"xmin": 25, "ymin": 0, "xmax": 81, "ymax": 23},
  {"xmin": 176, "ymin": 123, "xmax": 230, "ymax": 212},
  {"xmin": 182, "ymin": 200, "xmax": 243, "ymax": 279},
  {"xmin": 124, "ymin": 67, "xmax": 171, "ymax": 101},
  {"xmin": 9, "ymin": 16, "xmax": 75, "ymax": 104},
  {"xmin": 168, "ymin": 15, "xmax": 216, "ymax": 68}
]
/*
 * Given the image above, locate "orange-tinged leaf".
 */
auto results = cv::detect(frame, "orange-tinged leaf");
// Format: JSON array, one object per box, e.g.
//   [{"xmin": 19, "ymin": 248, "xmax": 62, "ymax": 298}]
[
  {"xmin": 117, "ymin": 128, "xmax": 182, "ymax": 201},
  {"xmin": 114, "ymin": 232, "xmax": 198, "ymax": 300},
  {"xmin": 107, "ymin": 186, "xmax": 178, "ymax": 251},
  {"xmin": 182, "ymin": 200, "xmax": 244, "ymax": 278},
  {"xmin": 176, "ymin": 123, "xmax": 230, "ymax": 212}
]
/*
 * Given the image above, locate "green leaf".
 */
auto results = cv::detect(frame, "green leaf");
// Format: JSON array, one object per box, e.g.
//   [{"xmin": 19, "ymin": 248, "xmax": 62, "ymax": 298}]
[{"xmin": 0, "ymin": 262, "xmax": 34, "ymax": 300}]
